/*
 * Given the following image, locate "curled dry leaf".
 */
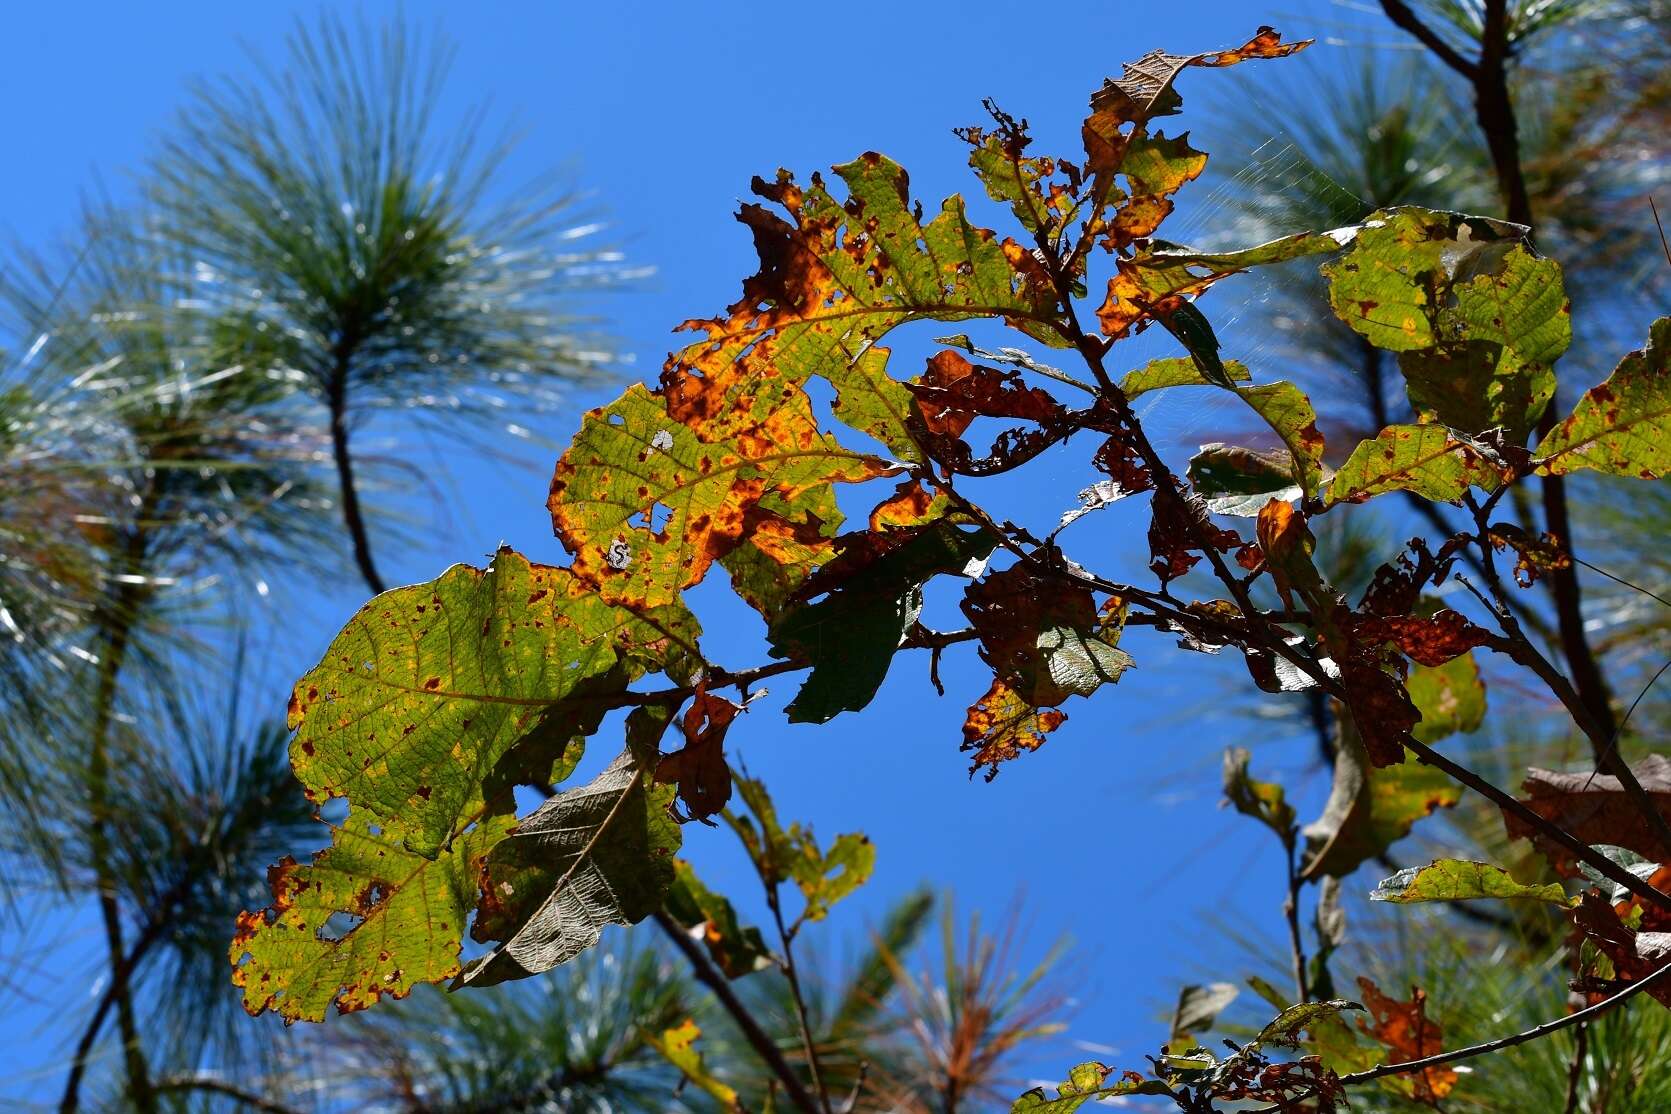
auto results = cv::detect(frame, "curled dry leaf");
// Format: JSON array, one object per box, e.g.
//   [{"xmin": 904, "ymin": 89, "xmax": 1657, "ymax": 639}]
[
  {"xmin": 656, "ymin": 684, "xmax": 743, "ymax": 821},
  {"xmin": 1502, "ymin": 756, "xmax": 1671, "ymax": 866}
]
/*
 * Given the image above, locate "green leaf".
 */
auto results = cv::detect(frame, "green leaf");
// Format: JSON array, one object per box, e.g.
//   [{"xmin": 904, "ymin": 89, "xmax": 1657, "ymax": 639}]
[
  {"xmin": 1222, "ymin": 746, "xmax": 1297, "ymax": 838},
  {"xmin": 768, "ymin": 522, "xmax": 996, "ymax": 723},
  {"xmin": 287, "ymin": 548, "xmax": 698, "ymax": 859},
  {"xmin": 1188, "ymin": 443, "xmax": 1302, "ymax": 516},
  {"xmin": 231, "ymin": 808, "xmax": 515, "ymax": 1022},
  {"xmin": 1011, "ymin": 1062, "xmax": 1170, "ymax": 1113},
  {"xmin": 550, "ymin": 383, "xmax": 892, "ymax": 612},
  {"xmin": 1370, "ymin": 859, "xmax": 1571, "ymax": 905},
  {"xmin": 1322, "ymin": 207, "xmax": 1526, "ymax": 352},
  {"xmin": 663, "ymin": 860, "xmax": 774, "ymax": 978},
  {"xmin": 794, "ymin": 831, "xmax": 875, "ymax": 923},
  {"xmin": 1408, "ymin": 652, "xmax": 1486, "ymax": 744},
  {"xmin": 1119, "ymin": 355, "xmax": 1250, "ymax": 398},
  {"xmin": 1170, "ymin": 982, "xmax": 1238, "ymax": 1045},
  {"xmin": 460, "ymin": 742, "xmax": 682, "ymax": 988},
  {"xmin": 1235, "ymin": 382, "xmax": 1326, "ymax": 499},
  {"xmin": 1535, "ymin": 318, "xmax": 1671, "ymax": 479},
  {"xmin": 1329, "ymin": 424, "xmax": 1504, "ymax": 504},
  {"xmin": 1323, "ymin": 212, "xmax": 1564, "ymax": 440},
  {"xmin": 728, "ymin": 775, "xmax": 874, "ymax": 923},
  {"xmin": 1301, "ymin": 716, "xmax": 1460, "ymax": 880}
]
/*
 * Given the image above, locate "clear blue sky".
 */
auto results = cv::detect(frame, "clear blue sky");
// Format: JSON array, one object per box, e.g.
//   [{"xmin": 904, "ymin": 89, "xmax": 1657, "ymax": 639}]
[{"xmin": 2, "ymin": 0, "xmax": 1396, "ymax": 1101}]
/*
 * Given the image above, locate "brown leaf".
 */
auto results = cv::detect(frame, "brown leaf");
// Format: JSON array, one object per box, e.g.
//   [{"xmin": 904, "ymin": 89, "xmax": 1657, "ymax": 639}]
[
  {"xmin": 1341, "ymin": 663, "xmax": 1419, "ymax": 768},
  {"xmin": 1502, "ymin": 757, "xmax": 1671, "ymax": 865},
  {"xmin": 656, "ymin": 686, "xmax": 741, "ymax": 822},
  {"xmin": 1355, "ymin": 978, "xmax": 1457, "ymax": 1106},
  {"xmin": 1572, "ymin": 891, "xmax": 1671, "ymax": 1007},
  {"xmin": 962, "ymin": 678, "xmax": 1067, "ymax": 781},
  {"xmin": 1487, "ymin": 522, "xmax": 1572, "ymax": 588},
  {"xmin": 1352, "ymin": 609, "xmax": 1491, "ymax": 667},
  {"xmin": 1149, "ymin": 491, "xmax": 1245, "ymax": 583},
  {"xmin": 908, "ymin": 351, "xmax": 1075, "ymax": 476}
]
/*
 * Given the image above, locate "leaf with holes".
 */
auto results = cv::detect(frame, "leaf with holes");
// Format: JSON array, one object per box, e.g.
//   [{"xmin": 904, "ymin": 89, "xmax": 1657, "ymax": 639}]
[
  {"xmin": 963, "ymin": 677, "xmax": 1069, "ymax": 780},
  {"xmin": 231, "ymin": 808, "xmax": 515, "ymax": 1022},
  {"xmin": 287, "ymin": 548, "xmax": 698, "ymax": 859},
  {"xmin": 550, "ymin": 384, "xmax": 892, "ymax": 611}
]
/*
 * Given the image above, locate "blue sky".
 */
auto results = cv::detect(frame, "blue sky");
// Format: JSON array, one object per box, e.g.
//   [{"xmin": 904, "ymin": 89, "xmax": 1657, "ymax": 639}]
[{"xmin": 2, "ymin": 0, "xmax": 1405, "ymax": 1101}]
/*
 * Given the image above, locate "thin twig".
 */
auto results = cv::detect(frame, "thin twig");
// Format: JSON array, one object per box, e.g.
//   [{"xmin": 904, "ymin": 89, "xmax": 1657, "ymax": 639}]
[
  {"xmin": 1341, "ymin": 959, "xmax": 1671, "ymax": 1086},
  {"xmin": 1563, "ymin": 1022, "xmax": 1589, "ymax": 1114},
  {"xmin": 152, "ymin": 1075, "xmax": 300, "ymax": 1114},
  {"xmin": 651, "ymin": 911, "xmax": 822, "ymax": 1114},
  {"xmin": 1283, "ymin": 830, "xmax": 1309, "ymax": 1005},
  {"xmin": 1650, "ymin": 196, "xmax": 1671, "ymax": 269}
]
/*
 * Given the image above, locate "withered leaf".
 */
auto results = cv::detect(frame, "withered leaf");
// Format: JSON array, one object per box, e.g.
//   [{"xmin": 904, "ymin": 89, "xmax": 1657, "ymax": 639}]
[
  {"xmin": 1355, "ymin": 978, "xmax": 1457, "ymax": 1106},
  {"xmin": 962, "ymin": 562, "xmax": 1130, "ymax": 707},
  {"xmin": 1352, "ymin": 609, "xmax": 1491, "ymax": 668},
  {"xmin": 963, "ymin": 677, "xmax": 1068, "ymax": 780},
  {"xmin": 656, "ymin": 685, "xmax": 743, "ymax": 821},
  {"xmin": 1502, "ymin": 756, "xmax": 1671, "ymax": 866}
]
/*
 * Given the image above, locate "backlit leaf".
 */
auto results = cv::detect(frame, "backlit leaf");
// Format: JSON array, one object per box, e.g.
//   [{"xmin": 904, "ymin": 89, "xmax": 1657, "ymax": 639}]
[
  {"xmin": 550, "ymin": 383, "xmax": 891, "ymax": 611},
  {"xmin": 1011, "ymin": 1062, "xmax": 1170, "ymax": 1114},
  {"xmin": 1329, "ymin": 425, "xmax": 1505, "ymax": 504},
  {"xmin": 661, "ymin": 151, "xmax": 1068, "ymax": 452},
  {"xmin": 287, "ymin": 548, "xmax": 698, "ymax": 859},
  {"xmin": 231, "ymin": 808, "xmax": 515, "ymax": 1022},
  {"xmin": 1535, "ymin": 317, "xmax": 1671, "ymax": 479},
  {"xmin": 1371, "ymin": 859, "xmax": 1570, "ymax": 905},
  {"xmin": 1119, "ymin": 355, "xmax": 1250, "ymax": 398},
  {"xmin": 1355, "ymin": 978, "xmax": 1457, "ymax": 1106},
  {"xmin": 1223, "ymin": 746, "xmax": 1296, "ymax": 838},
  {"xmin": 1407, "ymin": 652, "xmax": 1486, "ymax": 744},
  {"xmin": 963, "ymin": 678, "xmax": 1068, "ymax": 781},
  {"xmin": 1302, "ymin": 716, "xmax": 1460, "ymax": 880},
  {"xmin": 645, "ymin": 1020, "xmax": 742, "ymax": 1108}
]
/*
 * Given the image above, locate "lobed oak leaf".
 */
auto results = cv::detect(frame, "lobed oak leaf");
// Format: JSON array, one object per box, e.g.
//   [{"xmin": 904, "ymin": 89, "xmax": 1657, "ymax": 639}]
[
  {"xmin": 1354, "ymin": 978, "xmax": 1457, "ymax": 1106},
  {"xmin": 963, "ymin": 677, "xmax": 1068, "ymax": 781}
]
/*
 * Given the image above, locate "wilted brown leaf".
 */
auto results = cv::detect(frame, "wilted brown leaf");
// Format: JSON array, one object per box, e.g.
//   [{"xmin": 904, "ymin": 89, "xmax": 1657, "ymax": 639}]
[
  {"xmin": 1355, "ymin": 978, "xmax": 1457, "ymax": 1106},
  {"xmin": 656, "ymin": 685, "xmax": 743, "ymax": 821},
  {"xmin": 1502, "ymin": 757, "xmax": 1671, "ymax": 866}
]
